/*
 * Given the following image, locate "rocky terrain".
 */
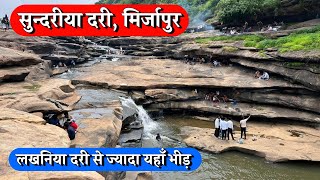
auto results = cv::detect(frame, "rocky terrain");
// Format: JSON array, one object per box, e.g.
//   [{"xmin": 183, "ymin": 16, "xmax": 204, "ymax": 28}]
[{"xmin": 0, "ymin": 18, "xmax": 319, "ymax": 179}]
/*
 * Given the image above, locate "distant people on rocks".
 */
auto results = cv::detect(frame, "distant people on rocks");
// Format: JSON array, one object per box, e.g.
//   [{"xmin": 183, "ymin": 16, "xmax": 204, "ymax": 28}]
[
  {"xmin": 240, "ymin": 114, "xmax": 251, "ymax": 139},
  {"xmin": 2, "ymin": 14, "xmax": 9, "ymax": 31},
  {"xmin": 259, "ymin": 71, "xmax": 270, "ymax": 80},
  {"xmin": 243, "ymin": 22, "xmax": 248, "ymax": 32},
  {"xmin": 213, "ymin": 60, "xmax": 221, "ymax": 67},
  {"xmin": 254, "ymin": 71, "xmax": 261, "ymax": 78}
]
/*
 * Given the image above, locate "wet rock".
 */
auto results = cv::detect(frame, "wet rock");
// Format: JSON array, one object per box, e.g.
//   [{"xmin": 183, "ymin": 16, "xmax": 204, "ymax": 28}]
[
  {"xmin": 119, "ymin": 129, "xmax": 143, "ymax": 146},
  {"xmin": 52, "ymin": 66, "xmax": 69, "ymax": 76},
  {"xmin": 41, "ymin": 54, "xmax": 79, "ymax": 63}
]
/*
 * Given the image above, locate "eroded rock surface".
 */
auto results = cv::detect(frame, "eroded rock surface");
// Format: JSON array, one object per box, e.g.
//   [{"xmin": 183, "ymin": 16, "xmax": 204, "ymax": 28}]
[
  {"xmin": 181, "ymin": 122, "xmax": 320, "ymax": 162},
  {"xmin": 0, "ymin": 79, "xmax": 81, "ymax": 113}
]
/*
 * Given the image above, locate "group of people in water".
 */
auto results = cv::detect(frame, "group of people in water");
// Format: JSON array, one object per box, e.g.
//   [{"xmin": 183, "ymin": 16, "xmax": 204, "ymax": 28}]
[
  {"xmin": 45, "ymin": 112, "xmax": 78, "ymax": 140},
  {"xmin": 214, "ymin": 114, "xmax": 251, "ymax": 141}
]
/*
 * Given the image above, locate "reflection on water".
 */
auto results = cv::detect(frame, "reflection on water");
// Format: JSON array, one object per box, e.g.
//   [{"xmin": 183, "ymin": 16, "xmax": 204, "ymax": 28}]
[{"xmin": 143, "ymin": 115, "xmax": 320, "ymax": 180}]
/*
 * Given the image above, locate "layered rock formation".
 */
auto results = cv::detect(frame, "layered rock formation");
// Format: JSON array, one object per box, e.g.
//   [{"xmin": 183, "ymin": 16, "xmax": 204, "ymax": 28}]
[{"xmin": 181, "ymin": 122, "xmax": 320, "ymax": 162}]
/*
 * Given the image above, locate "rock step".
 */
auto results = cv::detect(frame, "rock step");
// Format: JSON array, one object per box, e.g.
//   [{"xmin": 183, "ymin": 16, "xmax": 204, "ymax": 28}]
[{"xmin": 147, "ymin": 100, "xmax": 320, "ymax": 124}]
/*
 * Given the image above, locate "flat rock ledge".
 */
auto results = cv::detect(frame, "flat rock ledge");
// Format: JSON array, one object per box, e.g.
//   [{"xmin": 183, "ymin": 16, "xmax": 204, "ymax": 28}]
[{"xmin": 181, "ymin": 123, "xmax": 320, "ymax": 162}]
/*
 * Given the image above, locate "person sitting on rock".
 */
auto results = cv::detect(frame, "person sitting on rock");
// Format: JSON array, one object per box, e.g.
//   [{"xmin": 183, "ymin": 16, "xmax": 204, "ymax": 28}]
[
  {"xmin": 240, "ymin": 114, "xmax": 251, "ymax": 139},
  {"xmin": 47, "ymin": 114, "xmax": 60, "ymax": 127},
  {"xmin": 213, "ymin": 60, "xmax": 221, "ymax": 67},
  {"xmin": 67, "ymin": 118, "xmax": 78, "ymax": 132},
  {"xmin": 259, "ymin": 71, "xmax": 270, "ymax": 80},
  {"xmin": 64, "ymin": 121, "xmax": 76, "ymax": 140},
  {"xmin": 254, "ymin": 71, "xmax": 261, "ymax": 78}
]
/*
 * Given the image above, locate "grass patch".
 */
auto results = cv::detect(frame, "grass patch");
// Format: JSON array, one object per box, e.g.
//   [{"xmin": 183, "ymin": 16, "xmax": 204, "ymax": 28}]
[
  {"xmin": 222, "ymin": 46, "xmax": 238, "ymax": 52},
  {"xmin": 196, "ymin": 26, "xmax": 320, "ymax": 53},
  {"xmin": 23, "ymin": 84, "xmax": 41, "ymax": 91}
]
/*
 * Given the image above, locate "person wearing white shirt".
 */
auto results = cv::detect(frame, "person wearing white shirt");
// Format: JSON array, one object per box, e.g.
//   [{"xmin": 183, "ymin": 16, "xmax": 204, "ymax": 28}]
[
  {"xmin": 240, "ymin": 115, "xmax": 251, "ymax": 139},
  {"xmin": 259, "ymin": 72, "xmax": 270, "ymax": 80},
  {"xmin": 214, "ymin": 116, "xmax": 221, "ymax": 138},
  {"xmin": 227, "ymin": 119, "xmax": 235, "ymax": 140},
  {"xmin": 220, "ymin": 119, "xmax": 228, "ymax": 140}
]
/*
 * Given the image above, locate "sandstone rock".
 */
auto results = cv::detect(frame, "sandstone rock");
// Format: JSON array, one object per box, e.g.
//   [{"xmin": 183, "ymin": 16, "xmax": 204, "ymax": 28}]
[
  {"xmin": 0, "ymin": 47, "xmax": 42, "ymax": 67},
  {"xmin": 238, "ymin": 90, "xmax": 320, "ymax": 114},
  {"xmin": 148, "ymin": 100, "xmax": 320, "ymax": 123},
  {"xmin": 71, "ymin": 115, "xmax": 122, "ymax": 148},
  {"xmin": 0, "ymin": 67, "xmax": 30, "ymax": 82},
  {"xmin": 145, "ymin": 89, "xmax": 199, "ymax": 102},
  {"xmin": 231, "ymin": 58, "xmax": 320, "ymax": 91},
  {"xmin": 52, "ymin": 66, "xmax": 69, "ymax": 76},
  {"xmin": 0, "ymin": 109, "xmax": 70, "ymax": 178},
  {"xmin": 73, "ymin": 59, "xmax": 300, "ymax": 90},
  {"xmin": 181, "ymin": 122, "xmax": 320, "ymax": 162},
  {"xmin": 0, "ymin": 79, "xmax": 80, "ymax": 113}
]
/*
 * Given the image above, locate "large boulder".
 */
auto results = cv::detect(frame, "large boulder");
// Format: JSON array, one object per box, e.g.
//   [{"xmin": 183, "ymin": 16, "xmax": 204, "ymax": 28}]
[
  {"xmin": 0, "ymin": 108, "xmax": 70, "ymax": 178},
  {"xmin": 70, "ymin": 114, "xmax": 122, "ymax": 148},
  {"xmin": 0, "ymin": 79, "xmax": 81, "ymax": 113},
  {"xmin": 0, "ymin": 47, "xmax": 42, "ymax": 67}
]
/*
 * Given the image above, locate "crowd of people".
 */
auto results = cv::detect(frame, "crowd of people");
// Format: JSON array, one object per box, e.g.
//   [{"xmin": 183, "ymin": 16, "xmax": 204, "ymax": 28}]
[
  {"xmin": 44, "ymin": 112, "xmax": 78, "ymax": 140},
  {"xmin": 214, "ymin": 115, "xmax": 251, "ymax": 141},
  {"xmin": 222, "ymin": 21, "xmax": 284, "ymax": 35},
  {"xmin": 184, "ymin": 55, "xmax": 231, "ymax": 67},
  {"xmin": 0, "ymin": 14, "xmax": 10, "ymax": 31}
]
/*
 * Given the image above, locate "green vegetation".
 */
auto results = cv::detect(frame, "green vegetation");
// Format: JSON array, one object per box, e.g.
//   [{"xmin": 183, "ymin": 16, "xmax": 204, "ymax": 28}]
[
  {"xmin": 222, "ymin": 46, "xmax": 238, "ymax": 52},
  {"xmin": 215, "ymin": 0, "xmax": 280, "ymax": 24},
  {"xmin": 96, "ymin": 0, "xmax": 220, "ymax": 24},
  {"xmin": 23, "ymin": 84, "xmax": 41, "ymax": 91},
  {"xmin": 196, "ymin": 26, "xmax": 320, "ymax": 53}
]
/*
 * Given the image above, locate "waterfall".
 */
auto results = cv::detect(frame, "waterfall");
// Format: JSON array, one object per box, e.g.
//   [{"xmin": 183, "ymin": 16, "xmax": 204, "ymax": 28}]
[{"xmin": 119, "ymin": 97, "xmax": 158, "ymax": 135}]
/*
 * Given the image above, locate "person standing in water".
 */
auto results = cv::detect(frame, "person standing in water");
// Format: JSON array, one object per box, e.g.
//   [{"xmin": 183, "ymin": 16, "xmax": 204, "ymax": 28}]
[{"xmin": 240, "ymin": 114, "xmax": 251, "ymax": 139}]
